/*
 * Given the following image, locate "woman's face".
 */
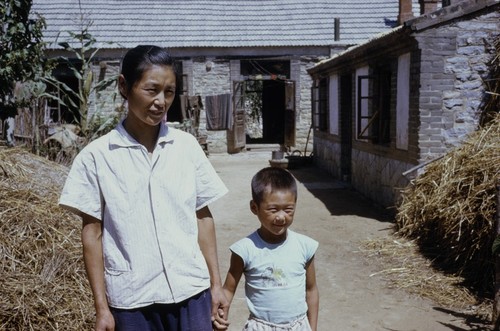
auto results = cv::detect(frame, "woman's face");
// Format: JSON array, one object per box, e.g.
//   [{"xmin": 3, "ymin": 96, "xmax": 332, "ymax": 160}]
[{"xmin": 119, "ymin": 64, "xmax": 176, "ymax": 127}]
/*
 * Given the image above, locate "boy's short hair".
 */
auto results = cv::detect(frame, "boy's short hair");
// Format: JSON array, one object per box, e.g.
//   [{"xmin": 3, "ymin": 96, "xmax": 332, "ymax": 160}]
[{"xmin": 251, "ymin": 167, "xmax": 297, "ymax": 205}]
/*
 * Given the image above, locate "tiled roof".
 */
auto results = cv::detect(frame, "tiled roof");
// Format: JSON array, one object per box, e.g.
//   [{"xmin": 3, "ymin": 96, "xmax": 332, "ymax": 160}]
[
  {"xmin": 32, "ymin": 0, "xmax": 399, "ymax": 49},
  {"xmin": 309, "ymin": 0, "xmax": 500, "ymax": 73}
]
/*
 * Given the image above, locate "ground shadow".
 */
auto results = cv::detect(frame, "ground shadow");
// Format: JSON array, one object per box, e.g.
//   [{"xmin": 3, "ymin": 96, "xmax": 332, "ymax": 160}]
[
  {"xmin": 288, "ymin": 163, "xmax": 394, "ymax": 223},
  {"xmin": 434, "ymin": 307, "xmax": 492, "ymax": 330}
]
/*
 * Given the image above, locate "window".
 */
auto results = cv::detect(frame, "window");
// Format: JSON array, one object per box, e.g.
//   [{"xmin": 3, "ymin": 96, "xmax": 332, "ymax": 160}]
[
  {"xmin": 356, "ymin": 67, "xmax": 391, "ymax": 145},
  {"xmin": 312, "ymin": 78, "xmax": 328, "ymax": 131}
]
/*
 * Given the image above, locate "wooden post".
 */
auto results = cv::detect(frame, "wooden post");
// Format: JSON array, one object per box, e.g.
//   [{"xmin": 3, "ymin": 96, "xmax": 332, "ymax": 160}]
[{"xmin": 494, "ymin": 181, "xmax": 500, "ymax": 330}]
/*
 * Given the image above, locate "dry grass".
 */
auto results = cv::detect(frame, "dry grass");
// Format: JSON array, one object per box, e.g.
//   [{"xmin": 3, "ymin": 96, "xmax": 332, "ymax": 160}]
[
  {"xmin": 360, "ymin": 237, "xmax": 492, "ymax": 325},
  {"xmin": 395, "ymin": 114, "xmax": 499, "ymax": 293},
  {"xmin": 0, "ymin": 147, "xmax": 94, "ymax": 330}
]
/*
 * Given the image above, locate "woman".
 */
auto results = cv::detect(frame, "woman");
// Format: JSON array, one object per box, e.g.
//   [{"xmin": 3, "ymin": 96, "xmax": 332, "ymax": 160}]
[{"xmin": 59, "ymin": 45, "xmax": 229, "ymax": 331}]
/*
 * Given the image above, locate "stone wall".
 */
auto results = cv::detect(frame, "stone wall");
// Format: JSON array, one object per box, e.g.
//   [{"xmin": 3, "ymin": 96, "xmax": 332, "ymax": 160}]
[
  {"xmin": 314, "ymin": 133, "xmax": 414, "ymax": 208},
  {"xmin": 296, "ymin": 57, "xmax": 318, "ymax": 155},
  {"xmin": 350, "ymin": 149, "xmax": 412, "ymax": 208},
  {"xmin": 313, "ymin": 134, "xmax": 342, "ymax": 178},
  {"xmin": 415, "ymin": 8, "xmax": 499, "ymax": 160}
]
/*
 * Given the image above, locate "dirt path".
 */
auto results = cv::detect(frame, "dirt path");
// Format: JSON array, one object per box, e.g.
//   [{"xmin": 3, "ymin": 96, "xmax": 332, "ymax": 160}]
[{"xmin": 207, "ymin": 151, "xmax": 481, "ymax": 331}]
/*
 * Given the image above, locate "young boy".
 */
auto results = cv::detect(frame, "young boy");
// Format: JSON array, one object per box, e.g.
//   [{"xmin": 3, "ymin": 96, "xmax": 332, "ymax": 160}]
[{"xmin": 221, "ymin": 166, "xmax": 319, "ymax": 331}]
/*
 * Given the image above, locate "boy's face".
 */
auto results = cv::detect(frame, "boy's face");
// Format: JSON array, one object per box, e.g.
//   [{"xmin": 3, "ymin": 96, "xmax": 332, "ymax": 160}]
[{"xmin": 250, "ymin": 188, "xmax": 296, "ymax": 244}]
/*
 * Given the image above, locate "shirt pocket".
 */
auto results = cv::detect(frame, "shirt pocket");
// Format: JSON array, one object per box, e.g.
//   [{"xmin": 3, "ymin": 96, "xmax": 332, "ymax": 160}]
[{"xmin": 103, "ymin": 247, "xmax": 130, "ymax": 275}]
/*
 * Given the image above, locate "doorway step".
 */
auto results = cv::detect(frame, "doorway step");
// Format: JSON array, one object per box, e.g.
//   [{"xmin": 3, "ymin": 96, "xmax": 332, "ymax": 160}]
[{"xmin": 245, "ymin": 144, "xmax": 282, "ymax": 153}]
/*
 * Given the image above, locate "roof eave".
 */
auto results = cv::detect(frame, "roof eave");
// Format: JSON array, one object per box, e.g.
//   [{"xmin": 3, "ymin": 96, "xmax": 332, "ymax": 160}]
[
  {"xmin": 404, "ymin": 0, "xmax": 500, "ymax": 32},
  {"xmin": 308, "ymin": 26, "xmax": 408, "ymax": 74}
]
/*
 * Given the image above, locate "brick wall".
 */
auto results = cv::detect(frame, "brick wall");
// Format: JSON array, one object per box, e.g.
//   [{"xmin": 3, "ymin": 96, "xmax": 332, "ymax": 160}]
[{"xmin": 415, "ymin": 9, "xmax": 500, "ymax": 161}]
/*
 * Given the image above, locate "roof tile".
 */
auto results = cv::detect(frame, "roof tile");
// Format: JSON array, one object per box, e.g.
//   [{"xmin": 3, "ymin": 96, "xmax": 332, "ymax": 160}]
[{"xmin": 32, "ymin": 0, "xmax": 400, "ymax": 49}]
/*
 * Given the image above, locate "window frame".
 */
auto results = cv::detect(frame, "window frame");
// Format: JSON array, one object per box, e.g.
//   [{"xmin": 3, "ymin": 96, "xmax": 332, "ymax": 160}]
[
  {"xmin": 356, "ymin": 68, "xmax": 391, "ymax": 145},
  {"xmin": 312, "ymin": 77, "xmax": 328, "ymax": 131}
]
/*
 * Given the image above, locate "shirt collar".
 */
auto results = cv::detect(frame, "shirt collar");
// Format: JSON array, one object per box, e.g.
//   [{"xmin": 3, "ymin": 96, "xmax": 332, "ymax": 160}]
[{"xmin": 110, "ymin": 120, "xmax": 174, "ymax": 149}]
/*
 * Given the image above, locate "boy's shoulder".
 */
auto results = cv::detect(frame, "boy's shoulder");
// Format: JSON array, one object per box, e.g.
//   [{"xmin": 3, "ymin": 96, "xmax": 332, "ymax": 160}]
[
  {"xmin": 234, "ymin": 230, "xmax": 259, "ymax": 244},
  {"xmin": 231, "ymin": 230, "xmax": 318, "ymax": 249},
  {"xmin": 230, "ymin": 230, "xmax": 259, "ymax": 250},
  {"xmin": 288, "ymin": 230, "xmax": 319, "ymax": 252},
  {"xmin": 288, "ymin": 229, "xmax": 317, "ymax": 242}
]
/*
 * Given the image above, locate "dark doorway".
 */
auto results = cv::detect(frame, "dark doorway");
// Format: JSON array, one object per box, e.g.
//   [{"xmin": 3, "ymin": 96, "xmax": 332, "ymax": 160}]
[
  {"xmin": 340, "ymin": 74, "xmax": 353, "ymax": 181},
  {"xmin": 48, "ymin": 61, "xmax": 81, "ymax": 124},
  {"xmin": 240, "ymin": 59, "xmax": 292, "ymax": 146},
  {"xmin": 165, "ymin": 62, "xmax": 185, "ymax": 123},
  {"xmin": 246, "ymin": 80, "xmax": 285, "ymax": 144}
]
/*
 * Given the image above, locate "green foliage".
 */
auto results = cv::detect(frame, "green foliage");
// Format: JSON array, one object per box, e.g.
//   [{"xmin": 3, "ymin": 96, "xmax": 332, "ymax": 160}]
[
  {"xmin": 245, "ymin": 80, "xmax": 263, "ymax": 121},
  {"xmin": 43, "ymin": 8, "xmax": 118, "ymax": 145},
  {"xmin": 492, "ymin": 236, "xmax": 500, "ymax": 256},
  {"xmin": 0, "ymin": 0, "xmax": 50, "ymax": 119},
  {"xmin": 244, "ymin": 80, "xmax": 263, "ymax": 138},
  {"xmin": 86, "ymin": 108, "xmax": 123, "ymax": 141},
  {"xmin": 41, "ymin": 14, "xmax": 119, "ymax": 163}
]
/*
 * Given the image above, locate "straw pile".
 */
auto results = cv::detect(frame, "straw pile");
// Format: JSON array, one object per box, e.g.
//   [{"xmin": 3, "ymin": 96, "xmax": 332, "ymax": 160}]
[
  {"xmin": 481, "ymin": 34, "xmax": 500, "ymax": 126},
  {"xmin": 395, "ymin": 113, "xmax": 500, "ymax": 293},
  {"xmin": 360, "ymin": 237, "xmax": 492, "ymax": 324},
  {"xmin": 0, "ymin": 147, "xmax": 94, "ymax": 330}
]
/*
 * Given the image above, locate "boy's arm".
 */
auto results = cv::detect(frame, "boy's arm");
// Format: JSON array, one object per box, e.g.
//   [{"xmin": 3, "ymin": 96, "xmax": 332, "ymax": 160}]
[
  {"xmin": 196, "ymin": 206, "xmax": 230, "ymax": 330},
  {"xmin": 223, "ymin": 252, "xmax": 244, "ymax": 306},
  {"xmin": 81, "ymin": 214, "xmax": 115, "ymax": 331},
  {"xmin": 305, "ymin": 256, "xmax": 319, "ymax": 331},
  {"xmin": 217, "ymin": 251, "xmax": 244, "ymax": 329}
]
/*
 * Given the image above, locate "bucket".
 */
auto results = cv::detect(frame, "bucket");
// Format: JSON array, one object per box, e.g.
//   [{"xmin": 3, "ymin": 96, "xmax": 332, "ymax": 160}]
[{"xmin": 271, "ymin": 151, "xmax": 284, "ymax": 160}]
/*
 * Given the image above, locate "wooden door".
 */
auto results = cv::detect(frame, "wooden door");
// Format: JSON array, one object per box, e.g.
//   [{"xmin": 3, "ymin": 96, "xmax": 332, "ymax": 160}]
[{"xmin": 227, "ymin": 81, "xmax": 246, "ymax": 153}]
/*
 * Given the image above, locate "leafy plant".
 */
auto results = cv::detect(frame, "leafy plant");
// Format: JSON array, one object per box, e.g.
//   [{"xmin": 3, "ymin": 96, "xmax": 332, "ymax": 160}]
[
  {"xmin": 42, "ymin": 3, "xmax": 119, "ymax": 162},
  {"xmin": 43, "ymin": 2, "xmax": 118, "ymax": 144},
  {"xmin": 0, "ymin": 0, "xmax": 52, "ymax": 144}
]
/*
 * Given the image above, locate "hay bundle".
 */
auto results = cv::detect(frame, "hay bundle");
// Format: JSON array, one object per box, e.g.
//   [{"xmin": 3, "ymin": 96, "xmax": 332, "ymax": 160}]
[
  {"xmin": 360, "ymin": 238, "xmax": 491, "ymax": 321},
  {"xmin": 396, "ymin": 114, "xmax": 500, "ymax": 292},
  {"xmin": 0, "ymin": 147, "xmax": 94, "ymax": 330},
  {"xmin": 481, "ymin": 34, "xmax": 500, "ymax": 125}
]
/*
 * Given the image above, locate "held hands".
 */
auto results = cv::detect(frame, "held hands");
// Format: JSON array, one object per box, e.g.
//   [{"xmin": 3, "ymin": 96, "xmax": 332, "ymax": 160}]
[
  {"xmin": 212, "ymin": 308, "xmax": 229, "ymax": 330},
  {"xmin": 211, "ymin": 285, "xmax": 230, "ymax": 330}
]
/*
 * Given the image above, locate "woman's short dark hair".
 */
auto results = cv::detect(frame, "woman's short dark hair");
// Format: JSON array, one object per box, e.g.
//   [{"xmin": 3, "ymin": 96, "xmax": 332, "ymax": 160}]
[
  {"xmin": 120, "ymin": 45, "xmax": 177, "ymax": 98},
  {"xmin": 251, "ymin": 167, "xmax": 297, "ymax": 205}
]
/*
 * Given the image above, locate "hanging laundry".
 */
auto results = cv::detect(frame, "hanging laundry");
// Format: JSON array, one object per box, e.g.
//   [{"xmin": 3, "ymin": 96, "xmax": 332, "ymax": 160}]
[{"xmin": 205, "ymin": 93, "xmax": 233, "ymax": 130}]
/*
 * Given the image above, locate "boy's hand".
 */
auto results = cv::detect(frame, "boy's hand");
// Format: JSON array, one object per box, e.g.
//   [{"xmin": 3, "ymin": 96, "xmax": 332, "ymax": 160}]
[
  {"xmin": 211, "ymin": 285, "xmax": 230, "ymax": 330},
  {"xmin": 212, "ymin": 308, "xmax": 229, "ymax": 330}
]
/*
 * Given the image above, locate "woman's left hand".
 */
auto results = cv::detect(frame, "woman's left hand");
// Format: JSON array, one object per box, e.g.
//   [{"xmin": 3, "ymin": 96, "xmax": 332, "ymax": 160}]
[{"xmin": 211, "ymin": 285, "xmax": 230, "ymax": 330}]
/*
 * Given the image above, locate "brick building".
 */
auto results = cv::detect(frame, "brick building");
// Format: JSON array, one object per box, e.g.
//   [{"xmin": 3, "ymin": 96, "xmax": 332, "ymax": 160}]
[
  {"xmin": 308, "ymin": 0, "xmax": 500, "ymax": 208},
  {"xmin": 32, "ymin": 0, "xmax": 401, "ymax": 154}
]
